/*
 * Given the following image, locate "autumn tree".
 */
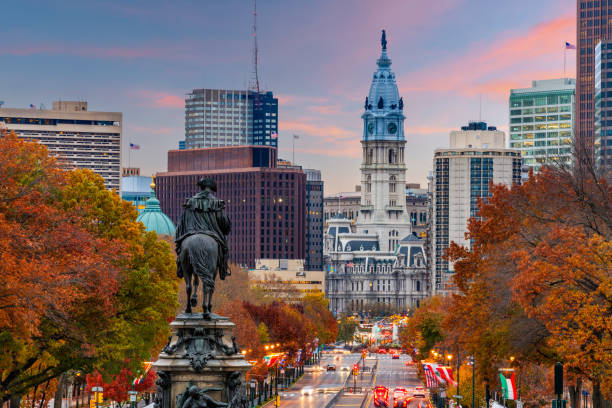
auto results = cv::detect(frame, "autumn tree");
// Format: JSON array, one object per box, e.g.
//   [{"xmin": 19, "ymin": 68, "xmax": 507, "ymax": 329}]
[
  {"xmin": 301, "ymin": 293, "xmax": 337, "ymax": 345},
  {"xmin": 445, "ymin": 163, "xmax": 611, "ymax": 406},
  {"xmin": 0, "ymin": 133, "xmax": 178, "ymax": 404},
  {"xmin": 86, "ymin": 368, "xmax": 155, "ymax": 406},
  {"xmin": 400, "ymin": 296, "xmax": 446, "ymax": 361}
]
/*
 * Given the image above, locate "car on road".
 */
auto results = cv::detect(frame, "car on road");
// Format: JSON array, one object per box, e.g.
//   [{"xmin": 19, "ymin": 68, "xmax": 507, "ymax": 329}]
[
  {"xmin": 393, "ymin": 388, "xmax": 409, "ymax": 408},
  {"xmin": 301, "ymin": 386, "xmax": 314, "ymax": 396},
  {"xmin": 326, "ymin": 364, "xmax": 336, "ymax": 371},
  {"xmin": 392, "ymin": 353, "xmax": 400, "ymax": 359},
  {"xmin": 374, "ymin": 385, "xmax": 390, "ymax": 407},
  {"xmin": 413, "ymin": 386, "xmax": 426, "ymax": 398},
  {"xmin": 340, "ymin": 366, "xmax": 349, "ymax": 371},
  {"xmin": 377, "ymin": 349, "xmax": 387, "ymax": 354}
]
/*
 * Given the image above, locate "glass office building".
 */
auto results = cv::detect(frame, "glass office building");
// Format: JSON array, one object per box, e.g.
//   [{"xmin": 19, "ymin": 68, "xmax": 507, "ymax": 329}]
[
  {"xmin": 184, "ymin": 89, "xmax": 278, "ymax": 149},
  {"xmin": 509, "ymin": 79, "xmax": 575, "ymax": 172},
  {"xmin": 594, "ymin": 40, "xmax": 612, "ymax": 178}
]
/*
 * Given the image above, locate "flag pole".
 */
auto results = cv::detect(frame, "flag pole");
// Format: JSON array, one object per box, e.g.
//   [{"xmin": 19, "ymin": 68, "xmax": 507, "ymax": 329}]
[{"xmin": 563, "ymin": 45, "xmax": 566, "ymax": 78}]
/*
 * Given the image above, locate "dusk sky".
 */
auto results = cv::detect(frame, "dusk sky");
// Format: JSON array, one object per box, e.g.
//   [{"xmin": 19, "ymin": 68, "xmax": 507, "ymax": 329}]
[{"xmin": 1, "ymin": 0, "xmax": 576, "ymax": 194}]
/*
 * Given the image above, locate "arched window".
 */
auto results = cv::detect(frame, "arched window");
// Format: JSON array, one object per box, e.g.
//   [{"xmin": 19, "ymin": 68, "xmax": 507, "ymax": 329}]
[
  {"xmin": 389, "ymin": 175, "xmax": 396, "ymax": 193},
  {"xmin": 366, "ymin": 174, "xmax": 371, "ymax": 193},
  {"xmin": 416, "ymin": 281, "xmax": 421, "ymax": 292}
]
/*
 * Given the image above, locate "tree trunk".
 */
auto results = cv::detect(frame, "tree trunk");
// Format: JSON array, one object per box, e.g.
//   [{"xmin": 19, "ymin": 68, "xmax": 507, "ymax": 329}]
[
  {"xmin": 54, "ymin": 373, "xmax": 67, "ymax": 408},
  {"xmin": 9, "ymin": 394, "xmax": 22, "ymax": 408},
  {"xmin": 591, "ymin": 381, "xmax": 612, "ymax": 408},
  {"xmin": 568, "ymin": 378, "xmax": 582, "ymax": 408}
]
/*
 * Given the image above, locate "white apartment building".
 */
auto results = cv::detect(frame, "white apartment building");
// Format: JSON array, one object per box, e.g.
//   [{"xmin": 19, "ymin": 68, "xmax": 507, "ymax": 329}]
[
  {"xmin": 0, "ymin": 101, "xmax": 122, "ymax": 190},
  {"xmin": 432, "ymin": 122, "xmax": 522, "ymax": 293}
]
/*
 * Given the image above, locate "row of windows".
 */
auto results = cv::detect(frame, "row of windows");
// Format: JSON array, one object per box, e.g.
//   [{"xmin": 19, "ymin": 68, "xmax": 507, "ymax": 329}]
[
  {"xmin": 510, "ymin": 94, "xmax": 572, "ymax": 107},
  {"xmin": 510, "ymin": 106, "xmax": 571, "ymax": 115},
  {"xmin": 510, "ymin": 115, "xmax": 572, "ymax": 123}
]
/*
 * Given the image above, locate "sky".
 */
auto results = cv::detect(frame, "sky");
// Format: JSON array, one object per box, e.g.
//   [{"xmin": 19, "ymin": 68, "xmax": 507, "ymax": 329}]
[{"xmin": 1, "ymin": 0, "xmax": 576, "ymax": 194}]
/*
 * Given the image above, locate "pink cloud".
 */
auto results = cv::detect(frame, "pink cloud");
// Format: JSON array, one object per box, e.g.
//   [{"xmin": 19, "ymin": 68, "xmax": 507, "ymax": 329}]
[
  {"xmin": 129, "ymin": 90, "xmax": 184, "ymax": 108},
  {"xmin": 308, "ymin": 105, "xmax": 343, "ymax": 115},
  {"xmin": 1, "ymin": 43, "xmax": 164, "ymax": 59},
  {"xmin": 282, "ymin": 120, "xmax": 355, "ymax": 142},
  {"xmin": 400, "ymin": 12, "xmax": 576, "ymax": 99}
]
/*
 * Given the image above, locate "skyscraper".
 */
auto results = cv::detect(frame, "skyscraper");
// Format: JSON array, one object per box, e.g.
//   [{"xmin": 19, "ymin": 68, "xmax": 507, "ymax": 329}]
[
  {"xmin": 304, "ymin": 169, "xmax": 324, "ymax": 271},
  {"xmin": 155, "ymin": 146, "xmax": 306, "ymax": 268},
  {"xmin": 0, "ymin": 101, "xmax": 121, "ymax": 190},
  {"xmin": 184, "ymin": 89, "xmax": 278, "ymax": 149},
  {"xmin": 594, "ymin": 39, "xmax": 612, "ymax": 177},
  {"xmin": 576, "ymin": 1, "xmax": 612, "ymax": 154},
  {"xmin": 509, "ymin": 79, "xmax": 575, "ymax": 172},
  {"xmin": 432, "ymin": 122, "xmax": 522, "ymax": 294}
]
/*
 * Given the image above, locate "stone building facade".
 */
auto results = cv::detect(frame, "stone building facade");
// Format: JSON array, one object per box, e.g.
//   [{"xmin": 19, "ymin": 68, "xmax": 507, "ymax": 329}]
[{"xmin": 324, "ymin": 32, "xmax": 430, "ymax": 315}]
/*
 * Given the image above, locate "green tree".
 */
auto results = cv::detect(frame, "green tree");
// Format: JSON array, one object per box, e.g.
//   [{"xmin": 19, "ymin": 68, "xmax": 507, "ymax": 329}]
[
  {"xmin": 257, "ymin": 323, "xmax": 270, "ymax": 344},
  {"xmin": 337, "ymin": 316, "xmax": 358, "ymax": 344}
]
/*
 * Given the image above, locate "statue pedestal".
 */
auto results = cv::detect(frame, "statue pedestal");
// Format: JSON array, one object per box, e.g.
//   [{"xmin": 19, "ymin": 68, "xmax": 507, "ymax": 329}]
[{"xmin": 153, "ymin": 314, "xmax": 251, "ymax": 408}]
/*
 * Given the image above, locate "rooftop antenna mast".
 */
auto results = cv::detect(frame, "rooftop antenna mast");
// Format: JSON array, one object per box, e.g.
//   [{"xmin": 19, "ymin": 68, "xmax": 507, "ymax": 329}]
[{"xmin": 249, "ymin": 0, "xmax": 260, "ymax": 93}]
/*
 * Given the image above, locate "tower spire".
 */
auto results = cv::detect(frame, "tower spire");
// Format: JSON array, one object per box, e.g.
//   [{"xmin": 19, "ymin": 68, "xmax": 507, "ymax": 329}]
[{"xmin": 249, "ymin": 0, "xmax": 260, "ymax": 93}]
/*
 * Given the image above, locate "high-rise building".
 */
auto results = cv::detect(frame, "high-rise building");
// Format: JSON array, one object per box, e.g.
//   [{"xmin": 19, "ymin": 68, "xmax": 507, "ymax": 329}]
[
  {"xmin": 432, "ymin": 122, "xmax": 522, "ymax": 294},
  {"xmin": 304, "ymin": 169, "xmax": 324, "ymax": 271},
  {"xmin": 0, "ymin": 101, "xmax": 121, "ymax": 190},
  {"xmin": 155, "ymin": 145, "xmax": 305, "ymax": 268},
  {"xmin": 184, "ymin": 89, "xmax": 278, "ymax": 149},
  {"xmin": 509, "ymin": 79, "xmax": 575, "ymax": 172},
  {"xmin": 324, "ymin": 32, "xmax": 429, "ymax": 315},
  {"xmin": 594, "ymin": 40, "xmax": 612, "ymax": 177},
  {"xmin": 577, "ymin": 1, "xmax": 612, "ymax": 154}
]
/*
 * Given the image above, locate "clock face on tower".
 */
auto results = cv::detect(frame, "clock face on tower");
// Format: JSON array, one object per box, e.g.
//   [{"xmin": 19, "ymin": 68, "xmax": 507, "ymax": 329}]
[
  {"xmin": 367, "ymin": 122, "xmax": 375, "ymax": 134},
  {"xmin": 387, "ymin": 122, "xmax": 397, "ymax": 134}
]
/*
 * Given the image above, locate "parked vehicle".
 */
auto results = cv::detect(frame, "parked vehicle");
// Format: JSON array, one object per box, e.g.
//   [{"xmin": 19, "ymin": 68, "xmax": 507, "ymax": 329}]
[{"xmin": 326, "ymin": 364, "xmax": 336, "ymax": 371}]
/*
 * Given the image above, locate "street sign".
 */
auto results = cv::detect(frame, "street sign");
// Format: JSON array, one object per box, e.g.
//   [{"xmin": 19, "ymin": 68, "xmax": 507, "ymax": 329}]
[
  {"xmin": 498, "ymin": 368, "xmax": 515, "ymax": 372},
  {"xmin": 92, "ymin": 387, "xmax": 103, "ymax": 392},
  {"xmin": 129, "ymin": 395, "xmax": 136, "ymax": 402},
  {"xmin": 128, "ymin": 391, "xmax": 138, "ymax": 395},
  {"xmin": 453, "ymin": 395, "xmax": 463, "ymax": 399},
  {"xmin": 97, "ymin": 393, "xmax": 103, "ymax": 403}
]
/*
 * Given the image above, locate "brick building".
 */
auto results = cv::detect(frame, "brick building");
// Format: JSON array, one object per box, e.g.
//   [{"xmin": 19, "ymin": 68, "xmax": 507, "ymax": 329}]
[{"xmin": 155, "ymin": 146, "xmax": 306, "ymax": 268}]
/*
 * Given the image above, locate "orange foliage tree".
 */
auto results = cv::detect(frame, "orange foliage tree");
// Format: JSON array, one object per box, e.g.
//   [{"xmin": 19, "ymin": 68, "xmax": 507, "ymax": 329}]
[
  {"xmin": 86, "ymin": 368, "xmax": 155, "ymax": 405},
  {"xmin": 445, "ymin": 165, "xmax": 611, "ymax": 406},
  {"xmin": 0, "ymin": 132, "xmax": 178, "ymax": 404}
]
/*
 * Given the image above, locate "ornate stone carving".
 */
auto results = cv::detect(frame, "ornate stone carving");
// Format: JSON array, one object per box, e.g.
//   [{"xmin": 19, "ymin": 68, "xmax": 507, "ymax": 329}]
[
  {"xmin": 153, "ymin": 371, "xmax": 171, "ymax": 408},
  {"xmin": 225, "ymin": 372, "xmax": 249, "ymax": 408},
  {"xmin": 176, "ymin": 382, "xmax": 227, "ymax": 408}
]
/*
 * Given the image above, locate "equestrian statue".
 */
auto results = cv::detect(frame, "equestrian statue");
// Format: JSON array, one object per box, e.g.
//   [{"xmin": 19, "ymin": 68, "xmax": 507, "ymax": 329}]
[{"xmin": 175, "ymin": 178, "xmax": 231, "ymax": 318}]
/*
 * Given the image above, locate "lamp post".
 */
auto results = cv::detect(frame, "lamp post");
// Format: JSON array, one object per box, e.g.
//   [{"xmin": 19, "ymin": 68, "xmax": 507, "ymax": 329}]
[{"xmin": 469, "ymin": 356, "xmax": 475, "ymax": 408}]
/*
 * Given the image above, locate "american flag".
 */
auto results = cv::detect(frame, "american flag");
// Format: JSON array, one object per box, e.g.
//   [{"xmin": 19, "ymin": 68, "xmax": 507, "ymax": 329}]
[
  {"xmin": 565, "ymin": 42, "xmax": 576, "ymax": 50},
  {"xmin": 271, "ymin": 131, "xmax": 278, "ymax": 139},
  {"xmin": 129, "ymin": 143, "xmax": 140, "ymax": 150}
]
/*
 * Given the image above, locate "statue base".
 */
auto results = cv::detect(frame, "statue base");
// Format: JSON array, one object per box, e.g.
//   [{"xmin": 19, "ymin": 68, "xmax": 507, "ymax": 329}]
[{"xmin": 153, "ymin": 314, "xmax": 251, "ymax": 408}]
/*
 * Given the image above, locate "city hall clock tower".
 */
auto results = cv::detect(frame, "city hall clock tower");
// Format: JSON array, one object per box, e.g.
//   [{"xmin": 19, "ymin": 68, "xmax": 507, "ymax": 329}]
[{"xmin": 356, "ymin": 30, "xmax": 412, "ymax": 251}]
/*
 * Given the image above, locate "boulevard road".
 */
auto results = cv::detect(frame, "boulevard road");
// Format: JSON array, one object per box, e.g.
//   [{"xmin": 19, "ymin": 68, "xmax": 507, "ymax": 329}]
[
  {"xmin": 368, "ymin": 354, "xmax": 428, "ymax": 408},
  {"xmin": 275, "ymin": 352, "xmax": 362, "ymax": 408}
]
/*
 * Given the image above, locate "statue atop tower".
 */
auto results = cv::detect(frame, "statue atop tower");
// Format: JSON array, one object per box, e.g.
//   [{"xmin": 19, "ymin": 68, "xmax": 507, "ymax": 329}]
[{"xmin": 381, "ymin": 29, "xmax": 387, "ymax": 50}]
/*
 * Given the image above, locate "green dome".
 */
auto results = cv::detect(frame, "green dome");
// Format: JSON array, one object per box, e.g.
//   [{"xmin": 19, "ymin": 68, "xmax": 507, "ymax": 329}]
[{"xmin": 137, "ymin": 184, "xmax": 175, "ymax": 236}]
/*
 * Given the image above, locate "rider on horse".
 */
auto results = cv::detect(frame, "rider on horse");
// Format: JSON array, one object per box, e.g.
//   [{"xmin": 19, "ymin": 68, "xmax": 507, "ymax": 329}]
[{"xmin": 175, "ymin": 178, "xmax": 231, "ymax": 314}]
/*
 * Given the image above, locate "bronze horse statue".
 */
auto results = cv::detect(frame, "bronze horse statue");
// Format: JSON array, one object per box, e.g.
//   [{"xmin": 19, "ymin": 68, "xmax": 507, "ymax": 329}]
[{"xmin": 175, "ymin": 178, "xmax": 231, "ymax": 318}]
